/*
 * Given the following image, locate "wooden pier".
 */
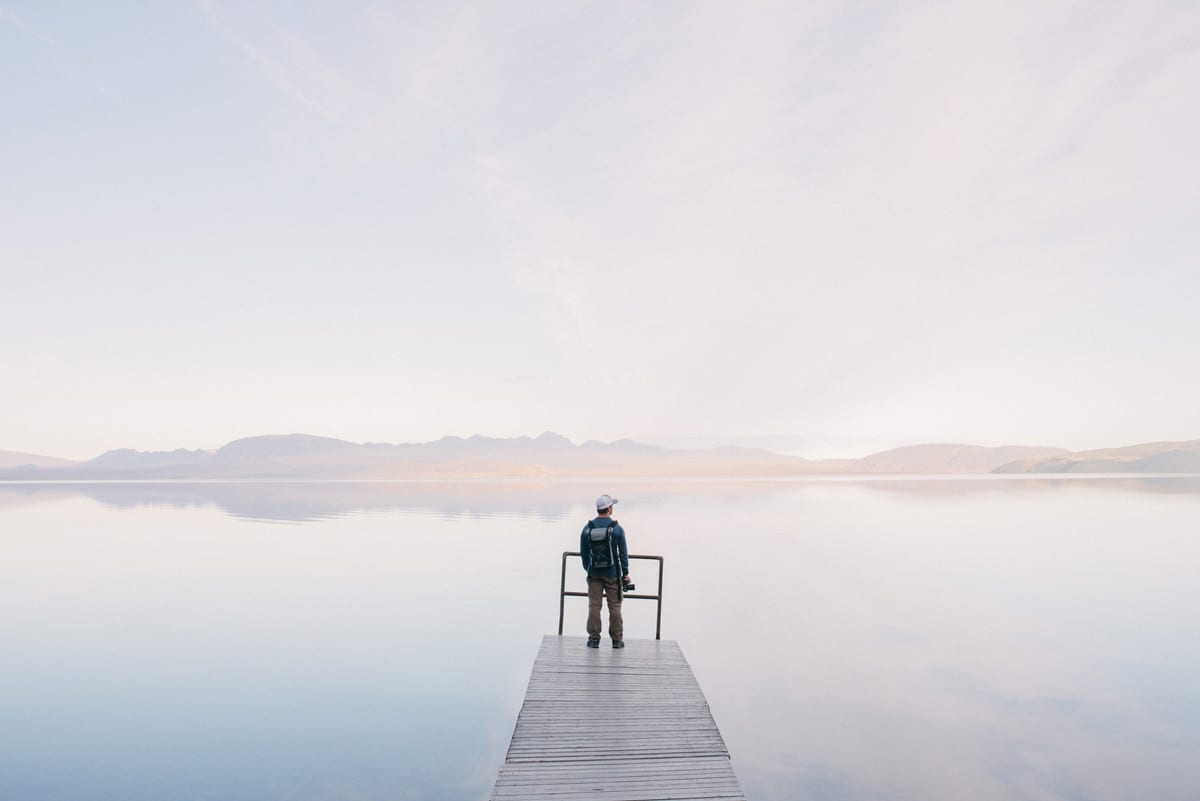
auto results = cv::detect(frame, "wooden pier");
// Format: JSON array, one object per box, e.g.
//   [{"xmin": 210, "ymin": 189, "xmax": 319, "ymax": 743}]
[{"xmin": 490, "ymin": 635, "xmax": 746, "ymax": 801}]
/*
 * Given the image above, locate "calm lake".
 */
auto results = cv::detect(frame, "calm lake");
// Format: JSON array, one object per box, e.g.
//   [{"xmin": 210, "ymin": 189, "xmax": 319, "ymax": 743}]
[{"xmin": 2, "ymin": 477, "xmax": 1198, "ymax": 801}]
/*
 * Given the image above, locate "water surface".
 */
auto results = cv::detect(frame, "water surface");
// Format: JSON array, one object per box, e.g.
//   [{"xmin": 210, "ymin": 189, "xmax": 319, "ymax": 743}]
[{"xmin": 2, "ymin": 478, "xmax": 1198, "ymax": 800}]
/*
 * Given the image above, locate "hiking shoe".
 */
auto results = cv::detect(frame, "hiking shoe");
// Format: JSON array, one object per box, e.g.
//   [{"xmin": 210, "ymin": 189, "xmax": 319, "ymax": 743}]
[
  {"xmin": 612, "ymin": 639, "xmax": 625, "ymax": 649},
  {"xmin": 586, "ymin": 637, "xmax": 600, "ymax": 648}
]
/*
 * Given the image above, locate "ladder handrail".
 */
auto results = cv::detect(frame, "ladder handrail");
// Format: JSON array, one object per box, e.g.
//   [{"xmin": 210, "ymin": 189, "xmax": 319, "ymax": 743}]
[{"xmin": 558, "ymin": 552, "xmax": 664, "ymax": 640}]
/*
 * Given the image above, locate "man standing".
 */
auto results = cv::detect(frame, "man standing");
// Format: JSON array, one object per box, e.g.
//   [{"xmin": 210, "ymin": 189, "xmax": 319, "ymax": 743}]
[{"xmin": 580, "ymin": 494, "xmax": 630, "ymax": 649}]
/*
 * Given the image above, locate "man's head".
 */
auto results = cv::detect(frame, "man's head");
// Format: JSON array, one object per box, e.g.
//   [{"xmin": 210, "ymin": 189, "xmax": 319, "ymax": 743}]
[{"xmin": 595, "ymin": 494, "xmax": 618, "ymax": 516}]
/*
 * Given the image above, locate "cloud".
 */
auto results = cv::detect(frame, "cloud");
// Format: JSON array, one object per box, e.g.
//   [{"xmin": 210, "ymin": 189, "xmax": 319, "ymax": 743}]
[
  {"xmin": 7, "ymin": 0, "xmax": 1197, "ymax": 453},
  {"xmin": 235, "ymin": 0, "xmax": 1193, "ymax": 443},
  {"xmin": 197, "ymin": 1, "xmax": 505, "ymax": 169},
  {"xmin": 0, "ymin": 7, "xmax": 51, "ymax": 42},
  {"xmin": 451, "ymin": 1, "xmax": 1200, "ymax": 441}
]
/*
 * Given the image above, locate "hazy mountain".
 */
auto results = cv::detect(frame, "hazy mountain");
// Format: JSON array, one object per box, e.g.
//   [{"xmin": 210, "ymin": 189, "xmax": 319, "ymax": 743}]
[
  {"xmin": 89, "ymin": 447, "xmax": 213, "ymax": 470},
  {"xmin": 0, "ymin": 432, "xmax": 805, "ymax": 479},
  {"xmin": 2, "ymin": 434, "xmax": 1197, "ymax": 479},
  {"xmin": 0, "ymin": 450, "xmax": 81, "ymax": 470},
  {"xmin": 215, "ymin": 433, "xmax": 362, "ymax": 460},
  {"xmin": 0, "ymin": 433, "xmax": 690, "ymax": 479},
  {"xmin": 847, "ymin": 444, "xmax": 1070, "ymax": 474},
  {"xmin": 994, "ymin": 439, "xmax": 1200, "ymax": 473}
]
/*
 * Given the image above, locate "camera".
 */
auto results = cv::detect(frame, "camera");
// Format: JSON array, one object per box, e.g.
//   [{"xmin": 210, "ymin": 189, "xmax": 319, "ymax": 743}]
[{"xmin": 622, "ymin": 578, "xmax": 636, "ymax": 593}]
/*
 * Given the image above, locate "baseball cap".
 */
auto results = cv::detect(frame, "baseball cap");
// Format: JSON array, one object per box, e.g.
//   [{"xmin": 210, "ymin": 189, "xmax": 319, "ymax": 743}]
[{"xmin": 595, "ymin": 494, "xmax": 618, "ymax": 510}]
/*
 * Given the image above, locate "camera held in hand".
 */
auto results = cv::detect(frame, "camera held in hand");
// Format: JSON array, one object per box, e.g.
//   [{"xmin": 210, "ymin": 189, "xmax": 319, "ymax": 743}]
[{"xmin": 622, "ymin": 577, "xmax": 636, "ymax": 593}]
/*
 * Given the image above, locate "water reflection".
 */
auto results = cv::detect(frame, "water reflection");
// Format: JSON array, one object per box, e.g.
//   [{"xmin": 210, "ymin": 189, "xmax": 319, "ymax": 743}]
[{"xmin": 2, "ymin": 475, "xmax": 1198, "ymax": 523}]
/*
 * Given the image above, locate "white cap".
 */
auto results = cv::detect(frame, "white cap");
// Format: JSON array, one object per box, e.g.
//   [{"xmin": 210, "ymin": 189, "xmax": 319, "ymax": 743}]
[{"xmin": 595, "ymin": 494, "xmax": 618, "ymax": 510}]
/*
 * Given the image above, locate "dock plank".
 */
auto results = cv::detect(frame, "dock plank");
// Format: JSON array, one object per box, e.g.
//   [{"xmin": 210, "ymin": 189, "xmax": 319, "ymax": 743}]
[{"xmin": 490, "ymin": 636, "xmax": 746, "ymax": 801}]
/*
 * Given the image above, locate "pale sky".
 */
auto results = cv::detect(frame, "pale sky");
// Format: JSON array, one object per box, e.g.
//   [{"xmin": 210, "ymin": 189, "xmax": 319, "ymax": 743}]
[{"xmin": 3, "ymin": 1, "xmax": 1198, "ymax": 461}]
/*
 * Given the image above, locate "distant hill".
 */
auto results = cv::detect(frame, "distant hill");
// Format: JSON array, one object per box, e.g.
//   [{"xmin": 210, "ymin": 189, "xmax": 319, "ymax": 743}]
[
  {"xmin": 0, "ymin": 449, "xmax": 81, "ymax": 471},
  {"xmin": 1, "ymin": 434, "xmax": 1196, "ymax": 479},
  {"xmin": 88, "ymin": 447, "xmax": 212, "ymax": 470},
  {"xmin": 846, "ymin": 443, "xmax": 1069, "ymax": 474},
  {"xmin": 60, "ymin": 432, "xmax": 808, "ymax": 479},
  {"xmin": 994, "ymin": 439, "xmax": 1200, "ymax": 474}
]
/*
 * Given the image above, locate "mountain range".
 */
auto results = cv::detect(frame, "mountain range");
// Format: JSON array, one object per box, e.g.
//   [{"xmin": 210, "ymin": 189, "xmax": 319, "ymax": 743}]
[
  {"xmin": 2, "ymin": 433, "xmax": 1198, "ymax": 479},
  {"xmin": 992, "ymin": 439, "xmax": 1200, "ymax": 474}
]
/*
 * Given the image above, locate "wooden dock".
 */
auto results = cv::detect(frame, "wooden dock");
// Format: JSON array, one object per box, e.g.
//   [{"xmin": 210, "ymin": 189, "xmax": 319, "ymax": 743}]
[{"xmin": 490, "ymin": 635, "xmax": 746, "ymax": 801}]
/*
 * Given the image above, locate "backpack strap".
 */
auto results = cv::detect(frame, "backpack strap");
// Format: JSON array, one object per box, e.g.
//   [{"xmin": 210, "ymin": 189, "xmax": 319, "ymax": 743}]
[
  {"xmin": 582, "ymin": 521, "xmax": 594, "ymax": 570},
  {"xmin": 607, "ymin": 522, "xmax": 617, "ymax": 569}
]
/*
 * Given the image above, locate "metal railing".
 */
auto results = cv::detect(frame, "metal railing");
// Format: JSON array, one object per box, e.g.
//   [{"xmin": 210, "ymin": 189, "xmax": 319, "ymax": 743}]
[{"xmin": 558, "ymin": 552, "xmax": 665, "ymax": 640}]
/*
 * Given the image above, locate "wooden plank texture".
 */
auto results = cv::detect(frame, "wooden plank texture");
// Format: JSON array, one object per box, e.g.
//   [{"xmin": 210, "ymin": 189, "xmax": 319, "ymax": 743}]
[{"xmin": 490, "ymin": 635, "xmax": 746, "ymax": 801}]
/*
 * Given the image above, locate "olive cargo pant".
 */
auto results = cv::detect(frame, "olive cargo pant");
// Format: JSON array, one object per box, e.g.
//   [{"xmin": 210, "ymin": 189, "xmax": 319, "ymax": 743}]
[{"xmin": 586, "ymin": 574, "xmax": 623, "ymax": 641}]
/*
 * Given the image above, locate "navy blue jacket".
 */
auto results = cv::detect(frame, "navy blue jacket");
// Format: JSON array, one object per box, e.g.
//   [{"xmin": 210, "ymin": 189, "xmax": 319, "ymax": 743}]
[{"xmin": 580, "ymin": 517, "xmax": 629, "ymax": 578}]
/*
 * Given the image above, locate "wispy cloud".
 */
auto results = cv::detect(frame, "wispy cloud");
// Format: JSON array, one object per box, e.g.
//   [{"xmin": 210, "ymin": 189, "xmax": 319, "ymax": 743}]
[
  {"xmin": 5, "ymin": 0, "xmax": 1197, "ymax": 455},
  {"xmin": 0, "ymin": 5, "xmax": 116, "ymax": 100},
  {"xmin": 0, "ymin": 6, "xmax": 52, "ymax": 44},
  {"xmin": 196, "ymin": 0, "xmax": 502, "ymax": 169},
  {"xmin": 456, "ymin": 1, "xmax": 1200, "ymax": 440},
  {"xmin": 192, "ymin": 0, "xmax": 1200, "ymax": 442}
]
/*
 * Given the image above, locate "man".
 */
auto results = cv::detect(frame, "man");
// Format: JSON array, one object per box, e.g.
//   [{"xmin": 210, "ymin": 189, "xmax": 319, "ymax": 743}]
[{"xmin": 580, "ymin": 494, "xmax": 630, "ymax": 649}]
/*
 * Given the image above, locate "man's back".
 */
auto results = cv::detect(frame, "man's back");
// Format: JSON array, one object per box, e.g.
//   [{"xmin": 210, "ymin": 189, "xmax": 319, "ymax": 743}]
[{"xmin": 582, "ymin": 494, "xmax": 629, "ymax": 648}]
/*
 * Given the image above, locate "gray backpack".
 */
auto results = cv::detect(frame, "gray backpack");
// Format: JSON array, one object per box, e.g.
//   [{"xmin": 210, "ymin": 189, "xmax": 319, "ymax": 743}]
[{"xmin": 585, "ymin": 520, "xmax": 617, "ymax": 569}]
